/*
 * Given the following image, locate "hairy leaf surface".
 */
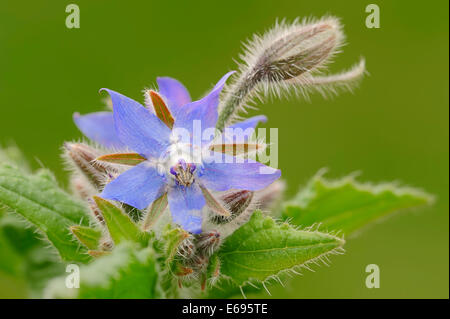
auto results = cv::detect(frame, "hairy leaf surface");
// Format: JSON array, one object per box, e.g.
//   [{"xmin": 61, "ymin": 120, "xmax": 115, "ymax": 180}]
[
  {"xmin": 0, "ymin": 164, "xmax": 91, "ymax": 262},
  {"xmin": 217, "ymin": 211, "xmax": 344, "ymax": 285}
]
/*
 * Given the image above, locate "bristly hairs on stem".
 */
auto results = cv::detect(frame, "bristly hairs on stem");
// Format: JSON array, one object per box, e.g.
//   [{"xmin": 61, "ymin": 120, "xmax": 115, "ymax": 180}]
[{"xmin": 216, "ymin": 16, "xmax": 366, "ymax": 132}]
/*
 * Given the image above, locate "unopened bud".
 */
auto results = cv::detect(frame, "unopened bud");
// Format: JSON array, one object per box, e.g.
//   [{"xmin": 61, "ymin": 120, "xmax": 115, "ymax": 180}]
[
  {"xmin": 64, "ymin": 142, "xmax": 116, "ymax": 190},
  {"xmin": 209, "ymin": 190, "xmax": 254, "ymax": 224},
  {"xmin": 191, "ymin": 254, "xmax": 209, "ymax": 273},
  {"xmin": 178, "ymin": 238, "xmax": 196, "ymax": 260},
  {"xmin": 70, "ymin": 175, "xmax": 94, "ymax": 201},
  {"xmin": 195, "ymin": 230, "xmax": 221, "ymax": 256},
  {"xmin": 251, "ymin": 19, "xmax": 342, "ymax": 83},
  {"xmin": 216, "ymin": 17, "xmax": 364, "ymax": 133},
  {"xmin": 171, "ymin": 262, "xmax": 194, "ymax": 277},
  {"xmin": 87, "ymin": 197, "xmax": 105, "ymax": 225}
]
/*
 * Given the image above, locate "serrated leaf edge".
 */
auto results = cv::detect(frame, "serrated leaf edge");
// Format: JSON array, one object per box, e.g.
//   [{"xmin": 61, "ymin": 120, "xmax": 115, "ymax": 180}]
[{"xmin": 214, "ymin": 213, "xmax": 346, "ymax": 297}]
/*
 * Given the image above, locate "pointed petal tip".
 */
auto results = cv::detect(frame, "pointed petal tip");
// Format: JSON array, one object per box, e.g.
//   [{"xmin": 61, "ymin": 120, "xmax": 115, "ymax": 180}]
[
  {"xmin": 264, "ymin": 167, "xmax": 282, "ymax": 177},
  {"xmin": 98, "ymin": 88, "xmax": 119, "ymax": 98},
  {"xmin": 259, "ymin": 115, "xmax": 268, "ymax": 123},
  {"xmin": 225, "ymin": 70, "xmax": 237, "ymax": 77},
  {"xmin": 213, "ymin": 71, "xmax": 236, "ymax": 90},
  {"xmin": 72, "ymin": 112, "xmax": 82, "ymax": 125}
]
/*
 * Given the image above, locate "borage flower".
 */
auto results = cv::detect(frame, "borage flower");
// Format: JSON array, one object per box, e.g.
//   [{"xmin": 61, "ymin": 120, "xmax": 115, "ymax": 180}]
[{"xmin": 73, "ymin": 72, "xmax": 280, "ymax": 234}]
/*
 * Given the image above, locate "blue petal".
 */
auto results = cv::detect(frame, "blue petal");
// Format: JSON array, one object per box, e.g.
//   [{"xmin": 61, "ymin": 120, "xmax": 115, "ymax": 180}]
[
  {"xmin": 199, "ymin": 153, "xmax": 281, "ymax": 191},
  {"xmin": 100, "ymin": 162, "xmax": 167, "ymax": 210},
  {"xmin": 73, "ymin": 112, "xmax": 125, "ymax": 149},
  {"xmin": 227, "ymin": 115, "xmax": 268, "ymax": 131},
  {"xmin": 174, "ymin": 71, "xmax": 235, "ymax": 135},
  {"xmin": 103, "ymin": 89, "xmax": 172, "ymax": 159},
  {"xmin": 168, "ymin": 183, "xmax": 205, "ymax": 234},
  {"xmin": 156, "ymin": 77, "xmax": 191, "ymax": 113},
  {"xmin": 223, "ymin": 115, "xmax": 268, "ymax": 143}
]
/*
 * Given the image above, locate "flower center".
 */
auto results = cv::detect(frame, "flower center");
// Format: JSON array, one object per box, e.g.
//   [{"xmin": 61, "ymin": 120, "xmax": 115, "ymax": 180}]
[{"xmin": 170, "ymin": 159, "xmax": 196, "ymax": 187}]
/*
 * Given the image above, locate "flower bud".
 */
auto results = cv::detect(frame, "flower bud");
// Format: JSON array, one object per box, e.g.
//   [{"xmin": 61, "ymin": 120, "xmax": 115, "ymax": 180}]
[
  {"xmin": 63, "ymin": 142, "xmax": 117, "ymax": 190},
  {"xmin": 216, "ymin": 17, "xmax": 365, "ymax": 132},
  {"xmin": 171, "ymin": 262, "xmax": 194, "ymax": 278},
  {"xmin": 87, "ymin": 197, "xmax": 105, "ymax": 225},
  {"xmin": 70, "ymin": 175, "xmax": 94, "ymax": 201},
  {"xmin": 178, "ymin": 237, "xmax": 196, "ymax": 260},
  {"xmin": 195, "ymin": 230, "xmax": 221, "ymax": 256},
  {"xmin": 209, "ymin": 190, "xmax": 254, "ymax": 224},
  {"xmin": 250, "ymin": 19, "xmax": 342, "ymax": 83}
]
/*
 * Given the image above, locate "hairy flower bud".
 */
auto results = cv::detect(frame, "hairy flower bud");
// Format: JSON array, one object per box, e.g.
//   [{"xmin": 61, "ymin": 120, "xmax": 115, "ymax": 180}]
[
  {"xmin": 209, "ymin": 190, "xmax": 254, "ymax": 224},
  {"xmin": 178, "ymin": 237, "xmax": 196, "ymax": 260},
  {"xmin": 195, "ymin": 230, "xmax": 221, "ymax": 256},
  {"xmin": 87, "ymin": 197, "xmax": 105, "ymax": 225},
  {"xmin": 251, "ymin": 20, "xmax": 341, "ymax": 83},
  {"xmin": 63, "ymin": 142, "xmax": 116, "ymax": 190},
  {"xmin": 70, "ymin": 175, "xmax": 94, "ymax": 201},
  {"xmin": 216, "ymin": 17, "xmax": 365, "ymax": 132}
]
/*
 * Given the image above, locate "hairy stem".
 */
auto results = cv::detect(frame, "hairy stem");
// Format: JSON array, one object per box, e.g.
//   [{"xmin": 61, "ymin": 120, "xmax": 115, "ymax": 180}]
[{"xmin": 216, "ymin": 72, "xmax": 255, "ymax": 132}]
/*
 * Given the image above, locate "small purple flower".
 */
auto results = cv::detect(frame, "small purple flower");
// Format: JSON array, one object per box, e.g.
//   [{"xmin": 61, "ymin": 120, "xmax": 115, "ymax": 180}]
[{"xmin": 73, "ymin": 72, "xmax": 280, "ymax": 234}]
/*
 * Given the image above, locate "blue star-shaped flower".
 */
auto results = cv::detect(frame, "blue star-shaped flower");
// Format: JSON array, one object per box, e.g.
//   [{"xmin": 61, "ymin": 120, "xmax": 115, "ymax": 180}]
[{"xmin": 74, "ymin": 72, "xmax": 280, "ymax": 234}]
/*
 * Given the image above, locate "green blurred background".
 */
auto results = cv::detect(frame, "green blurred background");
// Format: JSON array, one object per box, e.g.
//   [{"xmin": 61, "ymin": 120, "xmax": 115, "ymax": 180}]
[{"xmin": 0, "ymin": 0, "xmax": 448, "ymax": 298}]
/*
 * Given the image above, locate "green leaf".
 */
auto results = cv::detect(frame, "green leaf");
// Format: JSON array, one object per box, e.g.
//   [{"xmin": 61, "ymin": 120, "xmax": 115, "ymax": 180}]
[
  {"xmin": 93, "ymin": 196, "xmax": 150, "ymax": 245},
  {"xmin": 282, "ymin": 172, "xmax": 434, "ymax": 236},
  {"xmin": 216, "ymin": 211, "xmax": 345, "ymax": 286},
  {"xmin": 0, "ymin": 164, "xmax": 91, "ymax": 263},
  {"xmin": 0, "ymin": 214, "xmax": 65, "ymax": 297},
  {"xmin": 0, "ymin": 144, "xmax": 30, "ymax": 173},
  {"xmin": 70, "ymin": 225, "xmax": 102, "ymax": 250},
  {"xmin": 46, "ymin": 242, "xmax": 160, "ymax": 299}
]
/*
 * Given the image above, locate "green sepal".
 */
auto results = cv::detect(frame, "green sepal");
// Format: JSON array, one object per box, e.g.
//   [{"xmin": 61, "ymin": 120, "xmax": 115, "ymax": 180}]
[
  {"xmin": 93, "ymin": 196, "xmax": 150, "ymax": 246},
  {"xmin": 70, "ymin": 225, "xmax": 102, "ymax": 250}
]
